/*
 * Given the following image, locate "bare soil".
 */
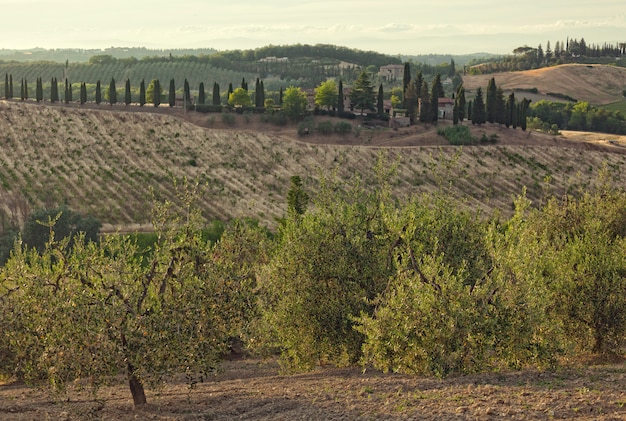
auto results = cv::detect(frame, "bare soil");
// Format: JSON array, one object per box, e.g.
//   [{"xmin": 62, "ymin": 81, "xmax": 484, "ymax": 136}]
[
  {"xmin": 1, "ymin": 357, "xmax": 625, "ymax": 420},
  {"xmin": 461, "ymin": 64, "xmax": 626, "ymax": 105}
]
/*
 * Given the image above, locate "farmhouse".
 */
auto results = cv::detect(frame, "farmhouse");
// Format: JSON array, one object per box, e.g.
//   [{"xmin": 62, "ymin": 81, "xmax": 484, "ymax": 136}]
[{"xmin": 379, "ymin": 64, "xmax": 404, "ymax": 81}]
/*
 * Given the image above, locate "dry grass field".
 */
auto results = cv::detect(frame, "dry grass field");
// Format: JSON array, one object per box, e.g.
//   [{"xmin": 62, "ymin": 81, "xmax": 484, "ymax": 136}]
[
  {"xmin": 462, "ymin": 64, "xmax": 626, "ymax": 105},
  {"xmin": 1, "ymin": 100, "xmax": 624, "ymax": 234}
]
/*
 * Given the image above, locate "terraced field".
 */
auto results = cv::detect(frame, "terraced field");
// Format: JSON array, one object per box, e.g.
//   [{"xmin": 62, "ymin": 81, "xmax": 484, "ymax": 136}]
[{"xmin": 0, "ymin": 100, "xmax": 624, "ymax": 233}]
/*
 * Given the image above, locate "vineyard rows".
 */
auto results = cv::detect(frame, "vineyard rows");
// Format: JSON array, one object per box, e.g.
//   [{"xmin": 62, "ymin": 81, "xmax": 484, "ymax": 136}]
[{"xmin": 0, "ymin": 101, "xmax": 625, "ymax": 232}]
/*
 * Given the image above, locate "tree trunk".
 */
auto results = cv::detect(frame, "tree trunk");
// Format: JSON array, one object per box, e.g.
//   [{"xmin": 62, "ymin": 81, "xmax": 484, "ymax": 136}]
[{"xmin": 127, "ymin": 362, "xmax": 147, "ymax": 406}]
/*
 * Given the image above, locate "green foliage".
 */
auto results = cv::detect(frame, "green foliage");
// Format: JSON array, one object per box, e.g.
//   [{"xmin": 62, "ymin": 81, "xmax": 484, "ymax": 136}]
[
  {"xmin": 314, "ymin": 80, "xmax": 338, "ymax": 111},
  {"xmin": 437, "ymin": 125, "xmax": 477, "ymax": 145},
  {"xmin": 21, "ymin": 206, "xmax": 101, "ymax": 253},
  {"xmin": 316, "ymin": 120, "xmax": 334, "ymax": 135},
  {"xmin": 228, "ymin": 87, "xmax": 252, "ymax": 107},
  {"xmin": 221, "ymin": 112, "xmax": 236, "ymax": 126},
  {"xmin": 334, "ymin": 121, "xmax": 352, "ymax": 135},
  {"xmin": 256, "ymin": 172, "xmax": 392, "ymax": 372},
  {"xmin": 350, "ymin": 71, "xmax": 375, "ymax": 115},
  {"xmin": 0, "ymin": 182, "xmax": 268, "ymax": 405},
  {"xmin": 282, "ymin": 86, "xmax": 308, "ymax": 121}
]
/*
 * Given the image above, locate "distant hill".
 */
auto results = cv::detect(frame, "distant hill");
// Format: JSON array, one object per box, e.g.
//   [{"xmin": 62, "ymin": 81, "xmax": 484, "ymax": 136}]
[
  {"xmin": 0, "ymin": 47, "xmax": 219, "ymax": 63},
  {"xmin": 401, "ymin": 53, "xmax": 499, "ymax": 67},
  {"xmin": 462, "ymin": 64, "xmax": 626, "ymax": 105}
]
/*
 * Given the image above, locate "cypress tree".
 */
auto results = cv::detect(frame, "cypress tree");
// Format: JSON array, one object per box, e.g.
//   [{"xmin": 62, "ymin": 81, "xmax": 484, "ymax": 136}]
[
  {"xmin": 419, "ymin": 79, "xmax": 430, "ymax": 123},
  {"xmin": 402, "ymin": 62, "xmax": 411, "ymax": 108},
  {"xmin": 64, "ymin": 79, "xmax": 70, "ymax": 103},
  {"xmin": 24, "ymin": 79, "xmax": 28, "ymax": 100},
  {"xmin": 169, "ymin": 78, "xmax": 176, "ymax": 107},
  {"xmin": 51, "ymin": 77, "xmax": 58, "ymax": 103},
  {"xmin": 139, "ymin": 79, "xmax": 146, "ymax": 107},
  {"xmin": 95, "ymin": 80, "xmax": 101, "ymax": 104},
  {"xmin": 255, "ymin": 78, "xmax": 261, "ymax": 107},
  {"xmin": 472, "ymin": 87, "xmax": 486, "ymax": 125},
  {"xmin": 212, "ymin": 82, "xmax": 220, "ymax": 105},
  {"xmin": 456, "ymin": 84, "xmax": 466, "ymax": 122},
  {"xmin": 467, "ymin": 99, "xmax": 473, "ymax": 121},
  {"xmin": 36, "ymin": 77, "xmax": 43, "ymax": 102},
  {"xmin": 495, "ymin": 86, "xmax": 506, "ymax": 124},
  {"xmin": 486, "ymin": 77, "xmax": 497, "ymax": 123},
  {"xmin": 279, "ymin": 87, "xmax": 283, "ymax": 105},
  {"xmin": 125, "ymin": 79, "xmax": 131, "ymax": 105},
  {"xmin": 20, "ymin": 79, "xmax": 25, "ymax": 101},
  {"xmin": 430, "ymin": 75, "xmax": 442, "ymax": 123},
  {"xmin": 153, "ymin": 79, "xmax": 161, "ymax": 107},
  {"xmin": 260, "ymin": 81, "xmax": 265, "ymax": 108},
  {"xmin": 337, "ymin": 80, "xmax": 344, "ymax": 113},
  {"xmin": 414, "ymin": 71, "xmax": 423, "ymax": 99},
  {"xmin": 227, "ymin": 83, "xmax": 233, "ymax": 101},
  {"xmin": 241, "ymin": 77, "xmax": 247, "ymax": 91},
  {"xmin": 405, "ymin": 79, "xmax": 418, "ymax": 123},
  {"xmin": 9, "ymin": 74, "xmax": 13, "ymax": 99},
  {"xmin": 109, "ymin": 78, "xmax": 117, "ymax": 105},
  {"xmin": 80, "ymin": 82, "xmax": 87, "ymax": 104},
  {"xmin": 377, "ymin": 83, "xmax": 384, "ymax": 116},
  {"xmin": 183, "ymin": 79, "xmax": 190, "ymax": 106},
  {"xmin": 198, "ymin": 82, "xmax": 205, "ymax": 105}
]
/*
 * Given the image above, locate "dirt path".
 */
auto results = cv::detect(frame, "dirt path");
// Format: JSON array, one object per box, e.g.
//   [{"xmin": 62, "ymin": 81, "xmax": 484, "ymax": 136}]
[{"xmin": 2, "ymin": 358, "xmax": 625, "ymax": 420}]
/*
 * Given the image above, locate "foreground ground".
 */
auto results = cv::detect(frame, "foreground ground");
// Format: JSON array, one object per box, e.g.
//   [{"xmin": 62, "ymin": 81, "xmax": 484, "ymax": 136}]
[{"xmin": 1, "ymin": 357, "xmax": 625, "ymax": 420}]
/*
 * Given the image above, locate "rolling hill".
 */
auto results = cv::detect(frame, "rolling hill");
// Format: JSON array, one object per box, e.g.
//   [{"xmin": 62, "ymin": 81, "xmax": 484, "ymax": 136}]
[
  {"xmin": 462, "ymin": 64, "xmax": 626, "ymax": 105},
  {"xmin": 0, "ymin": 100, "xmax": 624, "ymax": 234}
]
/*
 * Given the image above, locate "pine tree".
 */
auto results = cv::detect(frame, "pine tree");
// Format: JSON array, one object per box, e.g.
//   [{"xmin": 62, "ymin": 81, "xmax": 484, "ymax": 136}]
[
  {"xmin": 80, "ymin": 82, "xmax": 87, "ymax": 104},
  {"xmin": 485, "ymin": 77, "xmax": 496, "ymax": 123},
  {"xmin": 198, "ymin": 82, "xmax": 205, "ymax": 105},
  {"xmin": 212, "ymin": 82, "xmax": 220, "ymax": 105},
  {"xmin": 377, "ymin": 84, "xmax": 384, "ymax": 116},
  {"xmin": 472, "ymin": 87, "xmax": 486, "ymax": 125},
  {"xmin": 337, "ymin": 79, "xmax": 344, "ymax": 113},
  {"xmin": 350, "ymin": 71, "xmax": 375, "ymax": 115},
  {"xmin": 95, "ymin": 80, "xmax": 101, "ymax": 105},
  {"xmin": 36, "ymin": 77, "xmax": 43, "ymax": 102},
  {"xmin": 139, "ymin": 79, "xmax": 146, "ymax": 107},
  {"xmin": 125, "ymin": 79, "xmax": 131, "ymax": 105},
  {"xmin": 109, "ymin": 78, "xmax": 117, "ymax": 105},
  {"xmin": 168, "ymin": 79, "xmax": 175, "ymax": 107}
]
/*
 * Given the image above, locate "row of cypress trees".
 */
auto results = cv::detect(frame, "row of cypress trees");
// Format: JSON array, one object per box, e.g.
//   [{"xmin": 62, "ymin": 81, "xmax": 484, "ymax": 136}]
[{"xmin": 3, "ymin": 72, "xmax": 229, "ymax": 107}]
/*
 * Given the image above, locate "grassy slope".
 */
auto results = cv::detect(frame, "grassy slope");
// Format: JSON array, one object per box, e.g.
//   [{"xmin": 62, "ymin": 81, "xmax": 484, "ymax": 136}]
[
  {"xmin": 0, "ymin": 100, "xmax": 624, "ymax": 232},
  {"xmin": 462, "ymin": 64, "xmax": 626, "ymax": 105}
]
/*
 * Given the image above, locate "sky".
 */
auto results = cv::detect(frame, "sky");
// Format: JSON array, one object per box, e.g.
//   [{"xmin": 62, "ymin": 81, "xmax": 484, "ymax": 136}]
[{"xmin": 1, "ymin": 0, "xmax": 625, "ymax": 55}]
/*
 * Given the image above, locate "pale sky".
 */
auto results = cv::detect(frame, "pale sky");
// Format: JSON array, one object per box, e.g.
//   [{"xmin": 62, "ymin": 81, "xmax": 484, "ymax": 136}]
[{"xmin": 1, "ymin": 0, "xmax": 625, "ymax": 55}]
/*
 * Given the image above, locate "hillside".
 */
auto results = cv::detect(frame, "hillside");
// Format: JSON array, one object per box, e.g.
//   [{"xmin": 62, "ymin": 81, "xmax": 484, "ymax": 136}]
[
  {"xmin": 462, "ymin": 64, "xmax": 626, "ymax": 105},
  {"xmin": 0, "ymin": 100, "xmax": 625, "ymax": 233}
]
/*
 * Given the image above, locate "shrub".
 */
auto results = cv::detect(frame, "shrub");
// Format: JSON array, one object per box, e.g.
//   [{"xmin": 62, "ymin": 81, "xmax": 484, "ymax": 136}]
[
  {"xmin": 337, "ymin": 111, "xmax": 356, "ymax": 120},
  {"xmin": 222, "ymin": 113, "xmax": 236, "ymax": 126},
  {"xmin": 437, "ymin": 125, "xmax": 477, "ymax": 145},
  {"xmin": 317, "ymin": 120, "xmax": 333, "ymax": 135},
  {"xmin": 269, "ymin": 112, "xmax": 287, "ymax": 126},
  {"xmin": 334, "ymin": 121, "xmax": 352, "ymax": 135},
  {"xmin": 194, "ymin": 104, "xmax": 223, "ymax": 113}
]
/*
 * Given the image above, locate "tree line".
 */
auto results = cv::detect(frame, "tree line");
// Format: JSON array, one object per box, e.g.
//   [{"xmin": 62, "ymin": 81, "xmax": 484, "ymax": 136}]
[{"xmin": 468, "ymin": 37, "xmax": 626, "ymax": 74}]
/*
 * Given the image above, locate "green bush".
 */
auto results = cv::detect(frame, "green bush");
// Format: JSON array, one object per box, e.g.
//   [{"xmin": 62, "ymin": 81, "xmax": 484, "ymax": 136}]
[
  {"xmin": 221, "ymin": 112, "xmax": 236, "ymax": 126},
  {"xmin": 437, "ymin": 125, "xmax": 477, "ymax": 145},
  {"xmin": 334, "ymin": 121, "xmax": 352, "ymax": 135},
  {"xmin": 317, "ymin": 120, "xmax": 333, "ymax": 135}
]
